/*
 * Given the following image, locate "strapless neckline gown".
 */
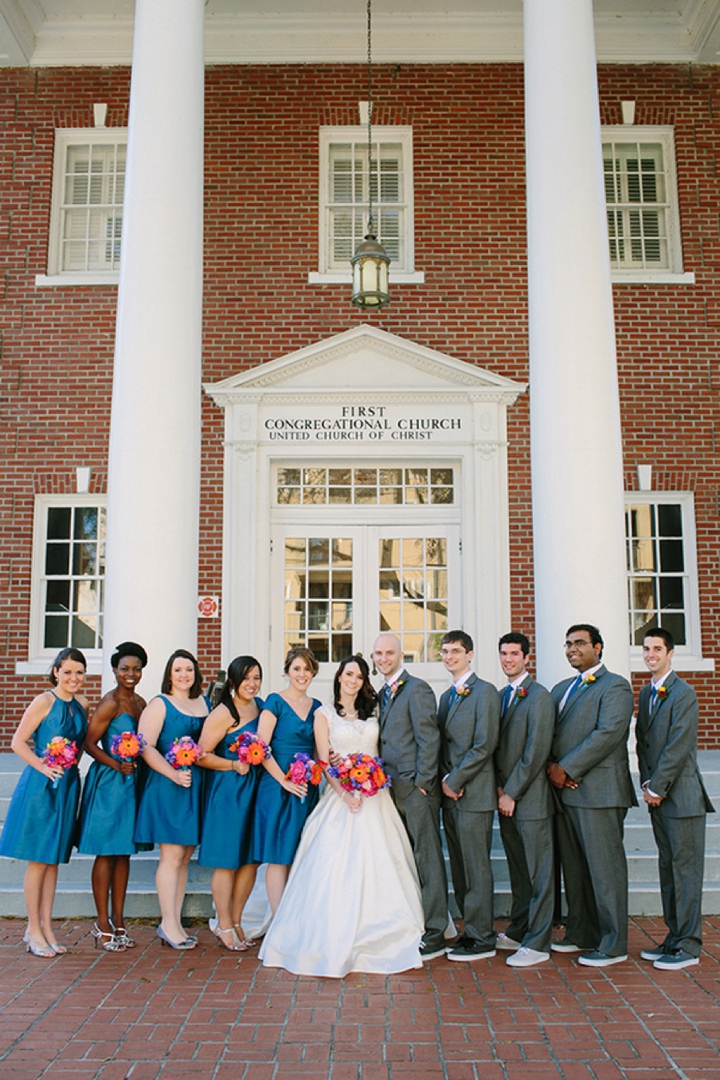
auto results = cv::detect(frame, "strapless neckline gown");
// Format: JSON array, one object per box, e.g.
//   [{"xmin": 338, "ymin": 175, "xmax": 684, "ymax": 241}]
[{"xmin": 76, "ymin": 711, "xmax": 148, "ymax": 855}]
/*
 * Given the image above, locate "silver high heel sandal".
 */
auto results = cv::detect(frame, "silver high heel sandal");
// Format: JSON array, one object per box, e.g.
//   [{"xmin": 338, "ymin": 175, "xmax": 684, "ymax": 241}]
[
  {"xmin": 25, "ymin": 935, "xmax": 56, "ymax": 958},
  {"xmin": 91, "ymin": 922, "xmax": 126, "ymax": 952},
  {"xmin": 109, "ymin": 920, "xmax": 136, "ymax": 949},
  {"xmin": 233, "ymin": 925, "xmax": 256, "ymax": 948},
  {"xmin": 216, "ymin": 926, "xmax": 246, "ymax": 952}
]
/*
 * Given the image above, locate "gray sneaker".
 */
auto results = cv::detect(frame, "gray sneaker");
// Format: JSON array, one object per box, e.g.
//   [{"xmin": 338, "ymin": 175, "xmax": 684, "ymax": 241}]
[
  {"xmin": 496, "ymin": 932, "xmax": 522, "ymax": 950},
  {"xmin": 653, "ymin": 949, "xmax": 699, "ymax": 971},
  {"xmin": 640, "ymin": 945, "xmax": 668, "ymax": 962}
]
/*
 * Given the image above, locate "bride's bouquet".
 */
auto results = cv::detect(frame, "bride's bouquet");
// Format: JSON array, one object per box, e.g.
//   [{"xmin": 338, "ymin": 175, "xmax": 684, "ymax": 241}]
[{"xmin": 327, "ymin": 752, "xmax": 391, "ymax": 798}]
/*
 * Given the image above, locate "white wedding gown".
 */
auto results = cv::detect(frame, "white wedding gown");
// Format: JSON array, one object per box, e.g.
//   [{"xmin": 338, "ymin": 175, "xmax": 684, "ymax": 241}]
[{"xmin": 259, "ymin": 705, "xmax": 423, "ymax": 977}]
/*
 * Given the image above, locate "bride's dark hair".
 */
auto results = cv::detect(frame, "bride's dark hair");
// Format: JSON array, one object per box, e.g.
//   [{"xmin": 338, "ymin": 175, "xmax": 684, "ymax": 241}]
[{"xmin": 333, "ymin": 655, "xmax": 378, "ymax": 720}]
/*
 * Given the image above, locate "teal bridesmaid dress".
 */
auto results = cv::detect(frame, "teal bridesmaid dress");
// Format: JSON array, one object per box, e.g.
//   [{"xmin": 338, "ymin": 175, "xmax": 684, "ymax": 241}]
[
  {"xmin": 197, "ymin": 698, "xmax": 264, "ymax": 870},
  {"xmin": 133, "ymin": 695, "xmax": 209, "ymax": 847},
  {"xmin": 76, "ymin": 712, "xmax": 148, "ymax": 855},
  {"xmin": 0, "ymin": 693, "xmax": 86, "ymax": 864},
  {"xmin": 251, "ymin": 693, "xmax": 321, "ymax": 865}
]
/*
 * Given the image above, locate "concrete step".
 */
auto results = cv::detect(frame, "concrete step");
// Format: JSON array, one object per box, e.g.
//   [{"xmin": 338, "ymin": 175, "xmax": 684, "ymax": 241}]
[{"xmin": 1, "ymin": 752, "xmax": 719, "ymax": 917}]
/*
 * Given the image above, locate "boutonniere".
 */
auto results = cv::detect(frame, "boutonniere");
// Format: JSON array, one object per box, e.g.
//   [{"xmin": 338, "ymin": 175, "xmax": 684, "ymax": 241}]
[
  {"xmin": 657, "ymin": 685, "xmax": 668, "ymax": 701},
  {"xmin": 515, "ymin": 686, "xmax": 528, "ymax": 699},
  {"xmin": 456, "ymin": 685, "xmax": 471, "ymax": 698},
  {"xmin": 582, "ymin": 675, "xmax": 596, "ymax": 686},
  {"xmin": 390, "ymin": 678, "xmax": 404, "ymax": 697}
]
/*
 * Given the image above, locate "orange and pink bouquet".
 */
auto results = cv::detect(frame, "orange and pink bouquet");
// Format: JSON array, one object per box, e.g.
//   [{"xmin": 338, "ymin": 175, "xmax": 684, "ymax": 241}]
[
  {"xmin": 164, "ymin": 736, "xmax": 203, "ymax": 770},
  {"xmin": 228, "ymin": 731, "xmax": 272, "ymax": 765},
  {"xmin": 328, "ymin": 752, "xmax": 391, "ymax": 798},
  {"xmin": 285, "ymin": 752, "xmax": 326, "ymax": 801},
  {"xmin": 110, "ymin": 730, "xmax": 147, "ymax": 762},
  {"xmin": 42, "ymin": 736, "xmax": 79, "ymax": 786}
]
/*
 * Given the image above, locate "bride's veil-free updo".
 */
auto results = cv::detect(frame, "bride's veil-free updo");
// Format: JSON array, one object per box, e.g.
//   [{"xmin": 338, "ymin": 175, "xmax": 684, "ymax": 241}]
[{"xmin": 332, "ymin": 655, "xmax": 378, "ymax": 720}]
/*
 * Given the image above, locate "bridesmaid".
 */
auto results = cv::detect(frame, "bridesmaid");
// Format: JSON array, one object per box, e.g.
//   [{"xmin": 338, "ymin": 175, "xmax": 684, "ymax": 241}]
[
  {"xmin": 198, "ymin": 655, "xmax": 264, "ymax": 951},
  {"xmin": 251, "ymin": 646, "xmax": 322, "ymax": 914},
  {"xmin": 75, "ymin": 641, "xmax": 148, "ymax": 952},
  {"xmin": 0, "ymin": 648, "xmax": 88, "ymax": 957},
  {"xmin": 134, "ymin": 649, "xmax": 210, "ymax": 950}
]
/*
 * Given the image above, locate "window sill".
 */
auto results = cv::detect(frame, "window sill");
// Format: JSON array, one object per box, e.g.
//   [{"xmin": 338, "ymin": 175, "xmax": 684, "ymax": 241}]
[
  {"xmin": 35, "ymin": 273, "xmax": 119, "ymax": 287},
  {"xmin": 16, "ymin": 658, "xmax": 103, "ymax": 677},
  {"xmin": 611, "ymin": 271, "xmax": 695, "ymax": 285},
  {"xmin": 630, "ymin": 654, "xmax": 714, "ymax": 673},
  {"xmin": 308, "ymin": 270, "xmax": 425, "ymax": 285}
]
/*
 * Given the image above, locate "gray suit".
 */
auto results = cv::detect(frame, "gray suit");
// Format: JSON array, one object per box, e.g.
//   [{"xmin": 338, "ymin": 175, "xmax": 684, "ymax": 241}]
[
  {"xmin": 636, "ymin": 671, "xmax": 715, "ymax": 957},
  {"xmin": 495, "ymin": 675, "xmax": 555, "ymax": 952},
  {"xmin": 550, "ymin": 665, "xmax": 635, "ymax": 956},
  {"xmin": 379, "ymin": 670, "xmax": 447, "ymax": 942},
  {"xmin": 438, "ymin": 673, "xmax": 500, "ymax": 948}
]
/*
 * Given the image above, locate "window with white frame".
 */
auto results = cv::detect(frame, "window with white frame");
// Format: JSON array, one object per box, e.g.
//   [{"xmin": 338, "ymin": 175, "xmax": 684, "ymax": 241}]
[
  {"xmin": 318, "ymin": 126, "xmax": 415, "ymax": 276},
  {"xmin": 603, "ymin": 127, "xmax": 686, "ymax": 279},
  {"xmin": 46, "ymin": 129, "xmax": 127, "ymax": 278},
  {"xmin": 625, "ymin": 492, "xmax": 699, "ymax": 654},
  {"xmin": 29, "ymin": 496, "xmax": 106, "ymax": 660}
]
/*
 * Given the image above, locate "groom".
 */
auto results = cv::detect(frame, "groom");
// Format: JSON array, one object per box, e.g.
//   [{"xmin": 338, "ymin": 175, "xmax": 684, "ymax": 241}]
[{"xmin": 372, "ymin": 633, "xmax": 448, "ymax": 960}]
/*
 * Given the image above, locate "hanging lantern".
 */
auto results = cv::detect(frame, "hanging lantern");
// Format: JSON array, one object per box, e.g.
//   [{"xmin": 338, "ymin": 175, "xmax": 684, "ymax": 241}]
[
  {"xmin": 350, "ymin": 0, "xmax": 390, "ymax": 309},
  {"xmin": 351, "ymin": 233, "xmax": 390, "ymax": 308}
]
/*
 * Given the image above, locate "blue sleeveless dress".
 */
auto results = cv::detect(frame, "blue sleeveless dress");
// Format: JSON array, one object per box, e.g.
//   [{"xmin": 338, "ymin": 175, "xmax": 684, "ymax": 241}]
[
  {"xmin": 251, "ymin": 693, "xmax": 321, "ymax": 865},
  {"xmin": 0, "ymin": 693, "xmax": 86, "ymax": 864},
  {"xmin": 76, "ymin": 712, "xmax": 148, "ymax": 856},
  {"xmin": 133, "ymin": 695, "xmax": 209, "ymax": 847},
  {"xmin": 198, "ymin": 698, "xmax": 264, "ymax": 870}
]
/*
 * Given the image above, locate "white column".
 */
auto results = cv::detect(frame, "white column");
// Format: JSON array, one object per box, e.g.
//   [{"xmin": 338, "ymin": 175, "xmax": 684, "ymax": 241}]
[
  {"xmin": 103, "ymin": 0, "xmax": 205, "ymax": 694},
  {"xmin": 524, "ymin": 0, "xmax": 629, "ymax": 686}
]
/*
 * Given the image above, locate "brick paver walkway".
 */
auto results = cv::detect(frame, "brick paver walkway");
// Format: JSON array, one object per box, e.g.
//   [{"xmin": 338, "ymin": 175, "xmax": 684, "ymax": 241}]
[{"xmin": 0, "ymin": 916, "xmax": 718, "ymax": 1079}]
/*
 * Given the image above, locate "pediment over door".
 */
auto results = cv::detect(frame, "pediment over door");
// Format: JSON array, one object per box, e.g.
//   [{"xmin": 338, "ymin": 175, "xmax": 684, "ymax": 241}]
[{"xmin": 204, "ymin": 325, "xmax": 526, "ymax": 407}]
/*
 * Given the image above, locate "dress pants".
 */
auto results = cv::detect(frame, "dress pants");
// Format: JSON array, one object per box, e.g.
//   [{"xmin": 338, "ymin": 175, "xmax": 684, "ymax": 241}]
[
  {"xmin": 499, "ymin": 814, "xmax": 554, "ymax": 953},
  {"xmin": 651, "ymin": 807, "xmax": 705, "ymax": 957},
  {"xmin": 393, "ymin": 786, "xmax": 448, "ymax": 940},
  {"xmin": 556, "ymin": 804, "xmax": 629, "ymax": 956},
  {"xmin": 443, "ymin": 803, "xmax": 495, "ymax": 948}
]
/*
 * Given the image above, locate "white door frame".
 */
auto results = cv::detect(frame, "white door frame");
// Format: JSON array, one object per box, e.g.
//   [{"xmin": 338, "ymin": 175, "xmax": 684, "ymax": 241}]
[{"xmin": 204, "ymin": 325, "xmax": 526, "ymax": 692}]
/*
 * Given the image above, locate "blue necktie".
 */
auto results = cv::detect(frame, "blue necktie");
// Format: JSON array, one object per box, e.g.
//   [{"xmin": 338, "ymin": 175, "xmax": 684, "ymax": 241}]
[
  {"xmin": 501, "ymin": 684, "xmax": 513, "ymax": 717},
  {"xmin": 563, "ymin": 674, "xmax": 583, "ymax": 711},
  {"xmin": 448, "ymin": 686, "xmax": 458, "ymax": 708},
  {"xmin": 381, "ymin": 683, "xmax": 391, "ymax": 711},
  {"xmin": 650, "ymin": 686, "xmax": 658, "ymax": 711}
]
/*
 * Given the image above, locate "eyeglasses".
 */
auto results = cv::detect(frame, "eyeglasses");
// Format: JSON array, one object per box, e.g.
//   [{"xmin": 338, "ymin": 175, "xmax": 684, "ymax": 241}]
[{"xmin": 564, "ymin": 640, "xmax": 590, "ymax": 650}]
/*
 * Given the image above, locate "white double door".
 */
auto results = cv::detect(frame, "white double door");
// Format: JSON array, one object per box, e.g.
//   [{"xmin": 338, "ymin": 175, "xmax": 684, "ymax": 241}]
[{"xmin": 271, "ymin": 519, "xmax": 461, "ymax": 698}]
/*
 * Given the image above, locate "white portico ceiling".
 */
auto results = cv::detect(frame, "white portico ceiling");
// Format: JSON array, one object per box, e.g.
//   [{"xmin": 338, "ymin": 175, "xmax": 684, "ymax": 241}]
[{"xmin": 2, "ymin": 0, "xmax": 720, "ymax": 67}]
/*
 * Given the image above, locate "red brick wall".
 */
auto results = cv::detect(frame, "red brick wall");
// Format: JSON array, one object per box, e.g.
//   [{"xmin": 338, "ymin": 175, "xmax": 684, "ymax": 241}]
[{"xmin": 1, "ymin": 63, "xmax": 718, "ymax": 744}]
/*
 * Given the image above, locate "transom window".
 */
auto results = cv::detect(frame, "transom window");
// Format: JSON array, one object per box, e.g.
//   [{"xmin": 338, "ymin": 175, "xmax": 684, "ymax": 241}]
[
  {"xmin": 602, "ymin": 127, "xmax": 684, "ymax": 278},
  {"xmin": 318, "ymin": 127, "xmax": 414, "ymax": 275},
  {"xmin": 277, "ymin": 466, "xmax": 454, "ymax": 506},
  {"xmin": 47, "ymin": 129, "xmax": 127, "ymax": 277}
]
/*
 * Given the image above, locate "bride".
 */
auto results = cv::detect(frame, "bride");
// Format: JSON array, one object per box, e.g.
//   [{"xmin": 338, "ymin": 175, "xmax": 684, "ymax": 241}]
[{"xmin": 259, "ymin": 654, "xmax": 423, "ymax": 977}]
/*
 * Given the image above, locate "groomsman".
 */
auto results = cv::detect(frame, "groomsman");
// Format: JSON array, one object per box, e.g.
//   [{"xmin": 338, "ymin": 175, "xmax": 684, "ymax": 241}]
[
  {"xmin": 372, "ymin": 633, "xmax": 448, "ymax": 960},
  {"xmin": 548, "ymin": 624, "xmax": 635, "ymax": 967},
  {"xmin": 495, "ymin": 632, "xmax": 556, "ymax": 967},
  {"xmin": 637, "ymin": 627, "xmax": 714, "ymax": 970},
  {"xmin": 438, "ymin": 630, "xmax": 500, "ymax": 961}
]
